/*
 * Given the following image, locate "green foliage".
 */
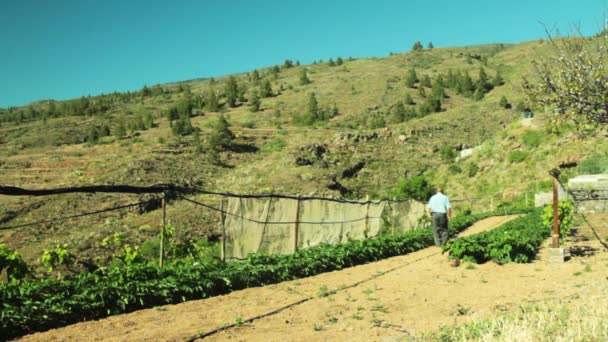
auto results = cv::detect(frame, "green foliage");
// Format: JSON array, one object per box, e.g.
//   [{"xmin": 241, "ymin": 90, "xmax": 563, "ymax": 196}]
[
  {"xmin": 299, "ymin": 68, "xmax": 311, "ymax": 85},
  {"xmin": 499, "ymin": 96, "xmax": 511, "ymax": 109},
  {"xmin": 448, "ymin": 164, "xmax": 462, "ymax": 174},
  {"xmin": 443, "ymin": 208, "xmax": 545, "ymax": 264},
  {"xmin": 405, "ymin": 68, "xmax": 418, "ymax": 88},
  {"xmin": 524, "ymin": 35, "xmax": 608, "ymax": 128},
  {"xmin": 260, "ymin": 79, "xmax": 273, "ymax": 98},
  {"xmin": 467, "ymin": 162, "xmax": 479, "ymax": 177},
  {"xmin": 404, "ymin": 93, "xmax": 415, "ymax": 105},
  {"xmin": 0, "ymin": 244, "xmax": 30, "ymax": 281},
  {"xmin": 579, "ymin": 156, "xmax": 608, "ymax": 174},
  {"xmin": 411, "ymin": 41, "xmax": 424, "ymax": 51},
  {"xmin": 204, "ymin": 89, "xmax": 220, "ymax": 112},
  {"xmin": 439, "ymin": 145, "xmax": 457, "ymax": 162},
  {"xmin": 0, "ymin": 211, "xmax": 491, "ymax": 339},
  {"xmin": 171, "ymin": 115, "xmax": 194, "ymax": 136},
  {"xmin": 508, "ymin": 150, "xmax": 529, "ymax": 163},
  {"xmin": 542, "ymin": 200, "xmax": 574, "ymax": 241},
  {"xmin": 388, "ymin": 175, "xmax": 434, "ymax": 201},
  {"xmin": 224, "ymin": 76, "xmax": 239, "ymax": 108},
  {"xmin": 208, "ymin": 115, "xmax": 234, "ymax": 150},
  {"xmin": 40, "ymin": 244, "xmax": 74, "ymax": 273},
  {"xmin": 521, "ymin": 129, "xmax": 544, "ymax": 147},
  {"xmin": 249, "ymin": 90, "xmax": 261, "ymax": 112}
]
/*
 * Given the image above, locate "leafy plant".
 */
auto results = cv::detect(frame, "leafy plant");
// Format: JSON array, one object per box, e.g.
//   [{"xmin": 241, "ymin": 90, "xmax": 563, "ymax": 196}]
[
  {"xmin": 0, "ymin": 209, "xmax": 523, "ymax": 339},
  {"xmin": 443, "ymin": 208, "xmax": 546, "ymax": 264},
  {"xmin": 40, "ymin": 244, "xmax": 74, "ymax": 273},
  {"xmin": 542, "ymin": 200, "xmax": 574, "ymax": 241},
  {"xmin": 0, "ymin": 244, "xmax": 30, "ymax": 281}
]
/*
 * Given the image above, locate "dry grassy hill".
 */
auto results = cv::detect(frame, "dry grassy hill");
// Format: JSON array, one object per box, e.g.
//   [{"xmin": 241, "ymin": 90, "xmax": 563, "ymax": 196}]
[{"xmin": 1, "ymin": 38, "xmax": 606, "ymax": 267}]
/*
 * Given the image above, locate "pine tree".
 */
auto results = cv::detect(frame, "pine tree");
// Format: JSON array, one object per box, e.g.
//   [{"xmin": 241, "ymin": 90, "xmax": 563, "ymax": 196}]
[
  {"xmin": 249, "ymin": 90, "xmax": 261, "ymax": 112},
  {"xmin": 260, "ymin": 79, "xmax": 273, "ymax": 98},
  {"xmin": 418, "ymin": 85, "xmax": 426, "ymax": 98},
  {"xmin": 405, "ymin": 68, "xmax": 418, "ymax": 88},
  {"xmin": 431, "ymin": 80, "xmax": 445, "ymax": 99},
  {"xmin": 476, "ymin": 68, "xmax": 492, "ymax": 93},
  {"xmin": 421, "ymin": 74, "xmax": 432, "ymax": 88},
  {"xmin": 208, "ymin": 114, "xmax": 234, "ymax": 150},
  {"xmin": 499, "ymin": 96, "xmax": 511, "ymax": 109},
  {"xmin": 411, "ymin": 41, "xmax": 424, "ymax": 51},
  {"xmin": 307, "ymin": 92, "xmax": 319, "ymax": 120},
  {"xmin": 205, "ymin": 89, "xmax": 219, "ymax": 111},
  {"xmin": 404, "ymin": 93, "xmax": 415, "ymax": 105},
  {"xmin": 336, "ymin": 57, "xmax": 343, "ymax": 65},
  {"xmin": 114, "ymin": 118, "xmax": 126, "ymax": 139},
  {"xmin": 328, "ymin": 58, "xmax": 335, "ymax": 66},
  {"xmin": 390, "ymin": 102, "xmax": 407, "ymax": 123},
  {"xmin": 492, "ymin": 71, "xmax": 505, "ymax": 86},
  {"xmin": 299, "ymin": 68, "xmax": 311, "ymax": 85},
  {"xmin": 428, "ymin": 42, "xmax": 434, "ymax": 49},
  {"xmin": 224, "ymin": 76, "xmax": 239, "ymax": 107}
]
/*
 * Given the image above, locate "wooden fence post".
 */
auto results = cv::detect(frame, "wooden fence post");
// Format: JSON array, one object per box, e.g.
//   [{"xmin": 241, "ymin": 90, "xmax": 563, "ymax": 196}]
[
  {"xmin": 220, "ymin": 199, "xmax": 226, "ymax": 262},
  {"xmin": 365, "ymin": 195, "xmax": 371, "ymax": 237},
  {"xmin": 159, "ymin": 191, "xmax": 167, "ymax": 268},
  {"xmin": 294, "ymin": 195, "xmax": 301, "ymax": 253}
]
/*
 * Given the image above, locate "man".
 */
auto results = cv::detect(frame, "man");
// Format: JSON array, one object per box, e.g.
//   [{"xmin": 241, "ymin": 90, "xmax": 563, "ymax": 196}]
[{"xmin": 427, "ymin": 186, "xmax": 452, "ymax": 246}]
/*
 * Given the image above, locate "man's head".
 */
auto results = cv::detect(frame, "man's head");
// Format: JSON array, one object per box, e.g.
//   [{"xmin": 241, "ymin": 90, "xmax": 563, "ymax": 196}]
[{"xmin": 436, "ymin": 186, "xmax": 443, "ymax": 193}]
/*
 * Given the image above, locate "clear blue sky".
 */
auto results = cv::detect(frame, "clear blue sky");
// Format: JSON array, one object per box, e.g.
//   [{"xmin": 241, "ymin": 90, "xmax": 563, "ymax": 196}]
[{"xmin": 0, "ymin": 0, "xmax": 605, "ymax": 108}]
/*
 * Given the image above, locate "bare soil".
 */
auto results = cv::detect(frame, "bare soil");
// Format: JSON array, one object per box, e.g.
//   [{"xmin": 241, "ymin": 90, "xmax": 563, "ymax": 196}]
[{"xmin": 17, "ymin": 215, "xmax": 608, "ymax": 342}]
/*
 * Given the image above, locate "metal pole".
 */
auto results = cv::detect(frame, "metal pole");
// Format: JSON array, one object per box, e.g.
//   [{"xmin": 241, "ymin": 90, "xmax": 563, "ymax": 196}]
[
  {"xmin": 220, "ymin": 199, "xmax": 226, "ymax": 262},
  {"xmin": 294, "ymin": 195, "xmax": 301, "ymax": 253},
  {"xmin": 160, "ymin": 191, "xmax": 167, "ymax": 268},
  {"xmin": 552, "ymin": 175, "xmax": 560, "ymax": 248}
]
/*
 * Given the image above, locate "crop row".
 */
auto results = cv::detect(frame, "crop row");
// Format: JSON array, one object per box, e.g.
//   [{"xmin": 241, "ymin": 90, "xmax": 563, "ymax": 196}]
[
  {"xmin": 0, "ymin": 209, "xmax": 526, "ymax": 339},
  {"xmin": 442, "ymin": 207, "xmax": 547, "ymax": 264}
]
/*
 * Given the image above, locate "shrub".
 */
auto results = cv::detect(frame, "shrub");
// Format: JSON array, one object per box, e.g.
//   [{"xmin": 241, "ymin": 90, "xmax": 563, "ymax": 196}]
[
  {"xmin": 521, "ymin": 129, "xmax": 544, "ymax": 147},
  {"xmin": 388, "ymin": 175, "xmax": 434, "ymax": 201},
  {"xmin": 508, "ymin": 150, "xmax": 528, "ymax": 163}
]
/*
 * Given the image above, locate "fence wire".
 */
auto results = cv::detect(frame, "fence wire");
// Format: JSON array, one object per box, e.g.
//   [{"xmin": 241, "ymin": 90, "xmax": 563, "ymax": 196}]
[
  {"xmin": 178, "ymin": 194, "xmax": 382, "ymax": 225},
  {"xmin": 0, "ymin": 200, "xmax": 156, "ymax": 231}
]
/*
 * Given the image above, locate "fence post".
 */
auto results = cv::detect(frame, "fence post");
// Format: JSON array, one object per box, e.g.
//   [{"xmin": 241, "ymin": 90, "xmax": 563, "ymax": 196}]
[
  {"xmin": 550, "ymin": 168, "xmax": 561, "ymax": 248},
  {"xmin": 293, "ymin": 195, "xmax": 301, "ymax": 253},
  {"xmin": 220, "ymin": 199, "xmax": 226, "ymax": 262},
  {"xmin": 365, "ymin": 195, "xmax": 371, "ymax": 236},
  {"xmin": 159, "ymin": 191, "xmax": 167, "ymax": 268}
]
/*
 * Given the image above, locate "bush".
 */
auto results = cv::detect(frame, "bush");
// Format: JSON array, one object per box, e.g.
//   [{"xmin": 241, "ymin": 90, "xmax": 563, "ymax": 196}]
[
  {"xmin": 542, "ymin": 200, "xmax": 574, "ymax": 241},
  {"xmin": 448, "ymin": 164, "xmax": 462, "ymax": 174},
  {"xmin": 521, "ymin": 129, "xmax": 544, "ymax": 147},
  {"xmin": 467, "ymin": 162, "xmax": 479, "ymax": 177},
  {"xmin": 508, "ymin": 150, "xmax": 528, "ymax": 163},
  {"xmin": 388, "ymin": 175, "xmax": 434, "ymax": 201}
]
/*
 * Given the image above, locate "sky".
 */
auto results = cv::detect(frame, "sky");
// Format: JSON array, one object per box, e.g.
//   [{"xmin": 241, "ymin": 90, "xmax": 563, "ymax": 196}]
[{"xmin": 0, "ymin": 0, "xmax": 606, "ymax": 108}]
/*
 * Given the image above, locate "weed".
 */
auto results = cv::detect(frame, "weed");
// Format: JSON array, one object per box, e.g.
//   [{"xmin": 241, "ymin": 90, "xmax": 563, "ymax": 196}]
[
  {"xmin": 352, "ymin": 314, "xmax": 364, "ymax": 320},
  {"xmin": 313, "ymin": 324, "xmax": 325, "ymax": 331},
  {"xmin": 371, "ymin": 304, "xmax": 389, "ymax": 313}
]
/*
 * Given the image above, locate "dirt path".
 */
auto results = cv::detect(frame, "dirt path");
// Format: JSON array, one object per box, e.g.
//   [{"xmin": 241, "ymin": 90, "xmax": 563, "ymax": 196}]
[{"xmin": 17, "ymin": 216, "xmax": 608, "ymax": 341}]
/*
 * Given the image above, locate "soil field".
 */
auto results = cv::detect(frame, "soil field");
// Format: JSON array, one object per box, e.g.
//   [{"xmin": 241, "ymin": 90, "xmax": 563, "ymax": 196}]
[{"xmin": 17, "ymin": 215, "xmax": 608, "ymax": 341}]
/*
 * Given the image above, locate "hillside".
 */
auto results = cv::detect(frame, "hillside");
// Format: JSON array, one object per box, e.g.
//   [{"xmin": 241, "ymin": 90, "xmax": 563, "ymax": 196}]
[{"xmin": 1, "ymin": 38, "xmax": 607, "ymax": 268}]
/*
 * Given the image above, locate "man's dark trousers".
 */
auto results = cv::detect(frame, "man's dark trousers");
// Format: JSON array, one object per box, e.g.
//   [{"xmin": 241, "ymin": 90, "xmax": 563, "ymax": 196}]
[{"xmin": 432, "ymin": 212, "xmax": 448, "ymax": 246}]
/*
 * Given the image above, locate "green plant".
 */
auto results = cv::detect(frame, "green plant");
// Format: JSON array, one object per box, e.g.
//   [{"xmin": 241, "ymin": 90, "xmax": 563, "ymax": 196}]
[
  {"xmin": 40, "ymin": 244, "xmax": 74, "ymax": 273},
  {"xmin": 388, "ymin": 175, "xmax": 434, "ymax": 201},
  {"xmin": 443, "ymin": 208, "xmax": 546, "ymax": 264},
  {"xmin": 508, "ymin": 150, "xmax": 528, "ymax": 163},
  {"xmin": 0, "ymin": 244, "xmax": 30, "ymax": 281},
  {"xmin": 542, "ymin": 200, "xmax": 574, "ymax": 241},
  {"xmin": 0, "ymin": 209, "xmax": 513, "ymax": 339},
  {"xmin": 521, "ymin": 129, "xmax": 544, "ymax": 148}
]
